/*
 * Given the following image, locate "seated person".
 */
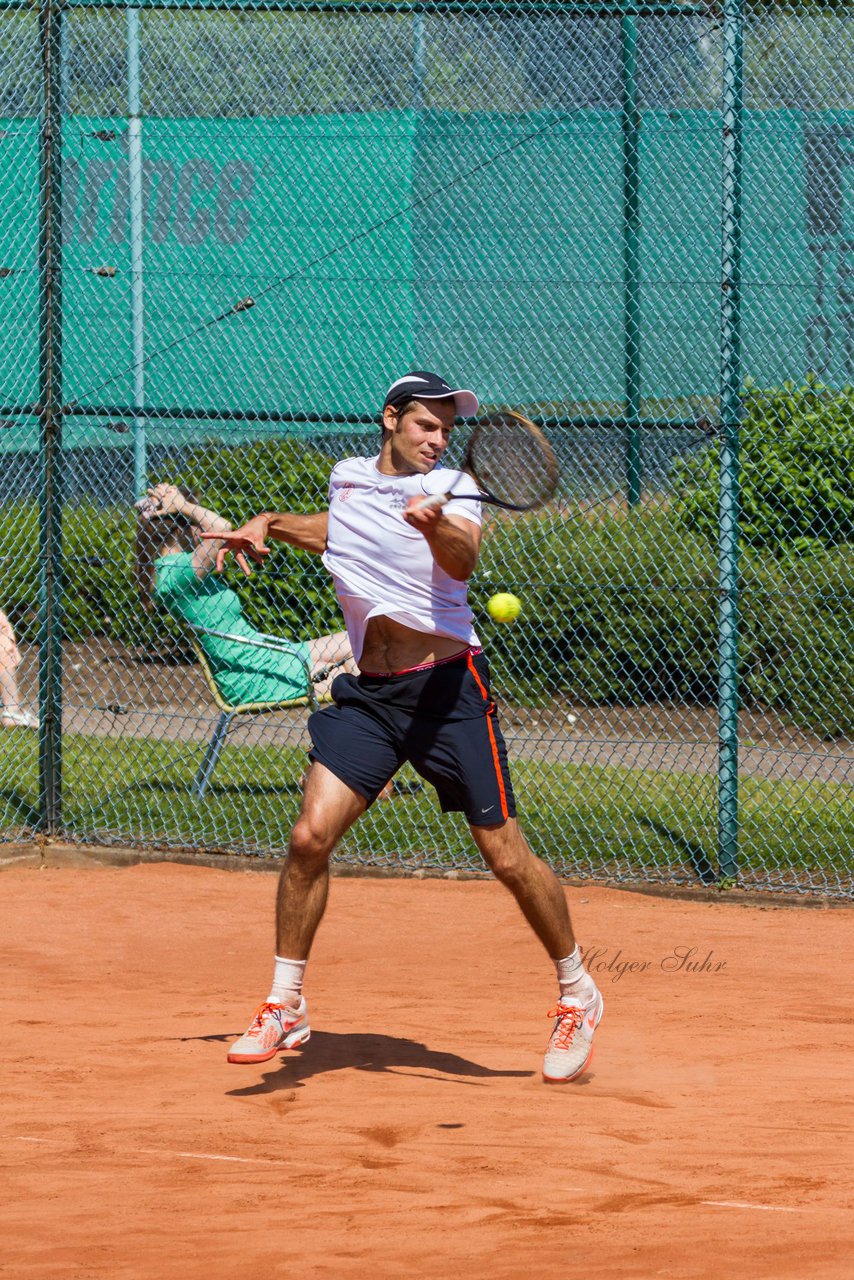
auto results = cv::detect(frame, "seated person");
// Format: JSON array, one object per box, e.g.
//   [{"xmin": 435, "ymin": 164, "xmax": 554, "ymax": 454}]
[
  {"xmin": 0, "ymin": 608, "xmax": 38, "ymax": 729},
  {"xmin": 135, "ymin": 484, "xmax": 356, "ymax": 705}
]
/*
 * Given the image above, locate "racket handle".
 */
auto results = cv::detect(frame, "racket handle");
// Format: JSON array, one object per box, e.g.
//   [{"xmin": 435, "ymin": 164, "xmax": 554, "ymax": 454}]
[{"xmin": 414, "ymin": 491, "xmax": 451, "ymax": 513}]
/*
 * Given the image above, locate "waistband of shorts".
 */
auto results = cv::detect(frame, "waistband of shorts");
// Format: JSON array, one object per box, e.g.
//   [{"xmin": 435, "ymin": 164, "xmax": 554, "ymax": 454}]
[{"xmin": 360, "ymin": 645, "xmax": 482, "ymax": 679}]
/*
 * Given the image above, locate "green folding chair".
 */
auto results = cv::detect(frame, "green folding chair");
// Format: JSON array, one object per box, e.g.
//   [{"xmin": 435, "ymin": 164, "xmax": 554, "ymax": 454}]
[{"xmin": 186, "ymin": 625, "xmax": 333, "ymax": 799}]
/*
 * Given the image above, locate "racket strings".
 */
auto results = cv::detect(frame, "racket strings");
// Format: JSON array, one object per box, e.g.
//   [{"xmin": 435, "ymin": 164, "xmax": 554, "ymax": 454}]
[{"xmin": 468, "ymin": 414, "xmax": 559, "ymax": 510}]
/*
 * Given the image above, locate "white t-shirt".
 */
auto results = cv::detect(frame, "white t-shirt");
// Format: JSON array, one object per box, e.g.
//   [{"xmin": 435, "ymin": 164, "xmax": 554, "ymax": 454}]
[{"xmin": 322, "ymin": 455, "xmax": 482, "ymax": 664}]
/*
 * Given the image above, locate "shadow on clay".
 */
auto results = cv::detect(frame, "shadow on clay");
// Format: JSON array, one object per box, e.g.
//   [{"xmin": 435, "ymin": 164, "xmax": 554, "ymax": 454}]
[
  {"xmin": 635, "ymin": 816, "xmax": 717, "ymax": 884},
  {"xmin": 224, "ymin": 1029, "xmax": 534, "ymax": 1095}
]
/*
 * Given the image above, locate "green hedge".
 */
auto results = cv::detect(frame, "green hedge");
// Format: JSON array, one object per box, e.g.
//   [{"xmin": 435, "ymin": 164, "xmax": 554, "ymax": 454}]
[
  {"xmin": 740, "ymin": 549, "xmax": 853, "ymax": 737},
  {"xmin": 475, "ymin": 511, "xmax": 853, "ymax": 738},
  {"xmin": 673, "ymin": 379, "xmax": 854, "ymax": 554},
  {"xmin": 475, "ymin": 514, "xmax": 720, "ymax": 705},
  {"xmin": 0, "ymin": 438, "xmax": 342, "ymax": 647},
  {"xmin": 170, "ymin": 437, "xmax": 342, "ymax": 638},
  {"xmin": 0, "ymin": 500, "xmax": 136, "ymax": 644},
  {"xmin": 2, "ymin": 439, "xmax": 850, "ymax": 738}
]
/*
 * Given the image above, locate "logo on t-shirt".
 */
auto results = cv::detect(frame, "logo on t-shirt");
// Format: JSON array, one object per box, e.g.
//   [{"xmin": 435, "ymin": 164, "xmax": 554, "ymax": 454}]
[
  {"xmin": 337, "ymin": 483, "xmax": 356, "ymax": 503},
  {"xmin": 389, "ymin": 489, "xmax": 408, "ymax": 511}
]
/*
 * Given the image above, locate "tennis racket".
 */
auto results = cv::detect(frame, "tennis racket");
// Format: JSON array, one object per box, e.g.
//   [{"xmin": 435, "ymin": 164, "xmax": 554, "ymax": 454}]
[{"xmin": 416, "ymin": 410, "xmax": 559, "ymax": 513}]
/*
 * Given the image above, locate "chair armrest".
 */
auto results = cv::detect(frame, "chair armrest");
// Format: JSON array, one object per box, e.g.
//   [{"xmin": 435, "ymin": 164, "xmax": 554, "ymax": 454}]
[{"xmin": 187, "ymin": 624, "xmax": 298, "ymax": 655}]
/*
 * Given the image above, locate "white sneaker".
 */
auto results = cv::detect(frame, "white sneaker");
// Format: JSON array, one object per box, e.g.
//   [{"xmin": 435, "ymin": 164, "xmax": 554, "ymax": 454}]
[
  {"xmin": 1, "ymin": 707, "xmax": 39, "ymax": 729},
  {"xmin": 542, "ymin": 990, "xmax": 604, "ymax": 1083},
  {"xmin": 227, "ymin": 998, "xmax": 311, "ymax": 1065}
]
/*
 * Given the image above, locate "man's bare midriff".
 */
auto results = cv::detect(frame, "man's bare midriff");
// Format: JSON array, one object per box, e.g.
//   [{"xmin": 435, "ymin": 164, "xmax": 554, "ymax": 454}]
[{"xmin": 359, "ymin": 615, "xmax": 471, "ymax": 675}]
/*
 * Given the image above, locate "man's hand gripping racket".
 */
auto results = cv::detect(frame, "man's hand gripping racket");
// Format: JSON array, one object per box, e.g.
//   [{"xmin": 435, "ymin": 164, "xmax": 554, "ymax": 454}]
[{"xmin": 414, "ymin": 410, "xmax": 559, "ymax": 514}]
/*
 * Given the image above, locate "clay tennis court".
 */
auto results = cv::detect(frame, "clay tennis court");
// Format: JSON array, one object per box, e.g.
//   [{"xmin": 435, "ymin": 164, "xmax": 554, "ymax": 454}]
[{"xmin": 2, "ymin": 850, "xmax": 852, "ymax": 1279}]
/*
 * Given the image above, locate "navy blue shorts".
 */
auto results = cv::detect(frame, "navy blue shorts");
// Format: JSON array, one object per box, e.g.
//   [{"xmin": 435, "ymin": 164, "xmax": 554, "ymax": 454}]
[{"xmin": 307, "ymin": 649, "xmax": 516, "ymax": 826}]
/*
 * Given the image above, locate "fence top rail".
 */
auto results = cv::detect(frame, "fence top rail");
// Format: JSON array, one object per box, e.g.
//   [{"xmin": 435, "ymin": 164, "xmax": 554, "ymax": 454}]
[
  {"xmin": 0, "ymin": 403, "xmax": 711, "ymax": 431},
  {"xmin": 18, "ymin": 0, "xmax": 713, "ymax": 16},
  {"xmin": 56, "ymin": 403, "xmax": 710, "ymax": 431}
]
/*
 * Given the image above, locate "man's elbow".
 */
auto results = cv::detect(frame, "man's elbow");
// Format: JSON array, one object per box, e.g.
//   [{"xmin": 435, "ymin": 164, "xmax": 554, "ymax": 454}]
[
  {"xmin": 447, "ymin": 554, "xmax": 477, "ymax": 582},
  {"xmin": 301, "ymin": 531, "xmax": 328, "ymax": 556}
]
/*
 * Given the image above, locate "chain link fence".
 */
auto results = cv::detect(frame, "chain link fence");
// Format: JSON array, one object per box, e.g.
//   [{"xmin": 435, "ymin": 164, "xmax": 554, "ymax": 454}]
[{"xmin": 0, "ymin": 0, "xmax": 851, "ymax": 895}]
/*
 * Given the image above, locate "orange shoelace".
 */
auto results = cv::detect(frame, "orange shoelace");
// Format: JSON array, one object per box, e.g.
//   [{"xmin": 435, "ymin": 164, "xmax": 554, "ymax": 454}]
[
  {"xmin": 245, "ymin": 1002, "xmax": 280, "ymax": 1035},
  {"xmin": 546, "ymin": 1004, "xmax": 584, "ymax": 1048}
]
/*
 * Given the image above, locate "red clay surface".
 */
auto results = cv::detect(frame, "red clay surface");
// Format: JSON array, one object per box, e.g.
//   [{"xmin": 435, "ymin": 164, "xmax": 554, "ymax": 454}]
[{"xmin": 2, "ymin": 858, "xmax": 852, "ymax": 1279}]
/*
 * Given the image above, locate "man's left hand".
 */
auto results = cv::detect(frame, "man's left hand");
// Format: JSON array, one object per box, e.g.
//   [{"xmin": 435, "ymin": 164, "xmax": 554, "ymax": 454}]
[
  {"xmin": 402, "ymin": 497, "xmax": 480, "ymax": 580},
  {"xmin": 403, "ymin": 496, "xmax": 447, "ymax": 533}
]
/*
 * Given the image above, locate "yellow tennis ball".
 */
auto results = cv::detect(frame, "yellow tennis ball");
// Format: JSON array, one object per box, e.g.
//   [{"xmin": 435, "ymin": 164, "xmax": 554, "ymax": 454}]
[{"xmin": 487, "ymin": 592, "xmax": 522, "ymax": 624}]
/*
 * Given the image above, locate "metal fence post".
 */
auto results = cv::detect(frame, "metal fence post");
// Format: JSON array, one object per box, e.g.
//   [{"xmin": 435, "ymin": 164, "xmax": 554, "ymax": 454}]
[
  {"xmin": 411, "ymin": 8, "xmax": 426, "ymax": 372},
  {"xmin": 412, "ymin": 10, "xmax": 426, "ymax": 116},
  {"xmin": 38, "ymin": 0, "xmax": 64, "ymax": 835},
  {"xmin": 128, "ymin": 4, "xmax": 147, "ymax": 498},
  {"xmin": 718, "ymin": 0, "xmax": 744, "ymax": 880},
  {"xmin": 621, "ymin": 11, "xmax": 642, "ymax": 509}
]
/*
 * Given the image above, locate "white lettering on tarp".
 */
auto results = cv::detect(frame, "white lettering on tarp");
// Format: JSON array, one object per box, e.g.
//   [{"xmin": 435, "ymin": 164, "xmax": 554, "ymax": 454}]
[{"xmin": 65, "ymin": 149, "xmax": 255, "ymax": 247}]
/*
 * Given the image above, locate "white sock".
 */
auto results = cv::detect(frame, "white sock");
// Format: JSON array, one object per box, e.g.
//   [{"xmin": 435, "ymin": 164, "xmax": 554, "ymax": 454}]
[
  {"xmin": 267, "ymin": 956, "xmax": 306, "ymax": 1006},
  {"xmin": 555, "ymin": 946, "xmax": 597, "ymax": 1005}
]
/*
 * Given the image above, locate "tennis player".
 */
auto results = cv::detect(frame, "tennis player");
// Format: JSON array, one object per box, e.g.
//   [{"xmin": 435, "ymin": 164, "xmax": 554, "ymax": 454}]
[{"xmin": 209, "ymin": 372, "xmax": 604, "ymax": 1082}]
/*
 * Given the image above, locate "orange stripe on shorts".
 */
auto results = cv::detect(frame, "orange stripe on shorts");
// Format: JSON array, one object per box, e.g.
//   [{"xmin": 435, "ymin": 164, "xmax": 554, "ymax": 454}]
[{"xmin": 466, "ymin": 654, "xmax": 509, "ymax": 821}]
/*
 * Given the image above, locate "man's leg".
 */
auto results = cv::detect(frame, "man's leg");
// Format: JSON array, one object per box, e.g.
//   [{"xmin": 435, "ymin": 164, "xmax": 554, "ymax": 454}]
[
  {"xmin": 469, "ymin": 818, "xmax": 603, "ymax": 1083},
  {"xmin": 0, "ymin": 613, "xmax": 30, "ymax": 725},
  {"xmin": 228, "ymin": 764, "xmax": 367, "ymax": 1065},
  {"xmin": 468, "ymin": 817, "xmax": 574, "ymax": 959},
  {"xmin": 276, "ymin": 762, "xmax": 367, "ymax": 958}
]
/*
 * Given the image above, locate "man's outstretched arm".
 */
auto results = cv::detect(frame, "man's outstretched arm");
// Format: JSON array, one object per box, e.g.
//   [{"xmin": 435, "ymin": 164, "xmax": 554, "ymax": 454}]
[{"xmin": 201, "ymin": 511, "xmax": 329, "ymax": 576}]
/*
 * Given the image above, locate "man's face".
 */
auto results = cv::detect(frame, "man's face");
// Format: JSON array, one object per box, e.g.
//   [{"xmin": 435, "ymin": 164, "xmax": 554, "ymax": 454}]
[{"xmin": 383, "ymin": 397, "xmax": 456, "ymax": 474}]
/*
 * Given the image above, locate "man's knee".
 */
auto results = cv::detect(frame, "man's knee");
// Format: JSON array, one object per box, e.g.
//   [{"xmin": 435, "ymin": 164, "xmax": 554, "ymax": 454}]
[
  {"xmin": 289, "ymin": 813, "xmax": 335, "ymax": 866},
  {"xmin": 473, "ymin": 824, "xmax": 534, "ymax": 886},
  {"xmin": 489, "ymin": 852, "xmax": 532, "ymax": 889}
]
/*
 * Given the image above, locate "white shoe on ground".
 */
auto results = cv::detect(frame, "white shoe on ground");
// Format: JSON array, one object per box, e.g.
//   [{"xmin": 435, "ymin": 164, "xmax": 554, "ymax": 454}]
[
  {"xmin": 542, "ymin": 989, "xmax": 604, "ymax": 1083},
  {"xmin": 227, "ymin": 998, "xmax": 311, "ymax": 1065}
]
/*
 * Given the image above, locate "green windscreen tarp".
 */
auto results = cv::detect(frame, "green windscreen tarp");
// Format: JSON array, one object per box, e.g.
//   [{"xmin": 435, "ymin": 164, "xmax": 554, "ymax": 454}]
[{"xmin": 2, "ymin": 107, "xmax": 852, "ymax": 448}]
